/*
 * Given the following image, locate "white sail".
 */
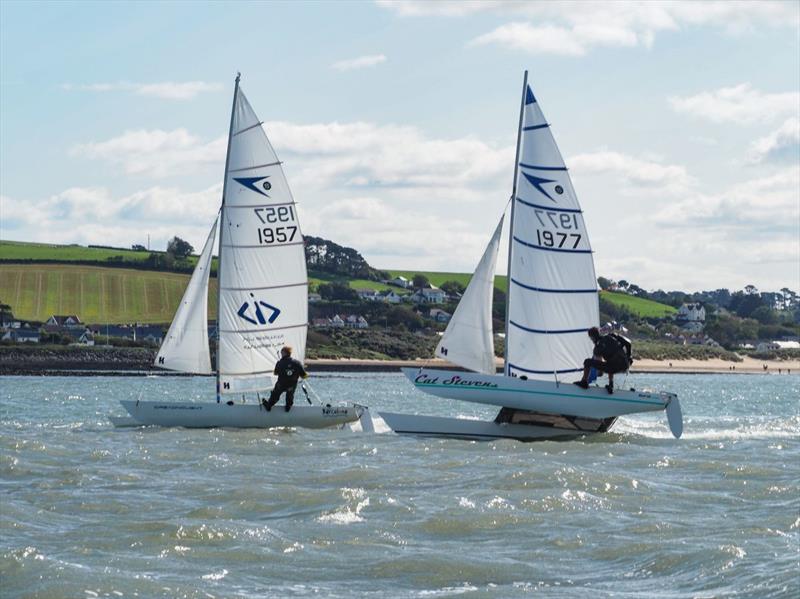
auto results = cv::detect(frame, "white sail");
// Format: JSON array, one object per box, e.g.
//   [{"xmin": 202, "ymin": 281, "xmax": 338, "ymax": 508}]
[
  {"xmin": 435, "ymin": 216, "xmax": 504, "ymax": 375},
  {"xmin": 217, "ymin": 86, "xmax": 308, "ymax": 395},
  {"xmin": 155, "ymin": 217, "xmax": 218, "ymax": 373},
  {"xmin": 505, "ymin": 83, "xmax": 598, "ymax": 380}
]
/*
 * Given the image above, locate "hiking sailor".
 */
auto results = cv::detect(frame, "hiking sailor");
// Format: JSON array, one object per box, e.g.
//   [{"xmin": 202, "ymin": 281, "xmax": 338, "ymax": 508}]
[
  {"xmin": 573, "ymin": 327, "xmax": 633, "ymax": 394},
  {"xmin": 263, "ymin": 346, "xmax": 308, "ymax": 412}
]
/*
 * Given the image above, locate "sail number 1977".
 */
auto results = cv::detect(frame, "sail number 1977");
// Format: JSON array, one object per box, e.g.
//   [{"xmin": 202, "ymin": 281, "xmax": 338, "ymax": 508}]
[{"xmin": 533, "ymin": 209, "xmax": 582, "ymax": 249}]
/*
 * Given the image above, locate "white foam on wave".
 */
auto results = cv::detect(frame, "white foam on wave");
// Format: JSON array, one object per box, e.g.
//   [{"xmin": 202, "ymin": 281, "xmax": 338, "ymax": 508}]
[
  {"xmin": 317, "ymin": 487, "xmax": 370, "ymax": 525},
  {"xmin": 614, "ymin": 415, "xmax": 799, "ymax": 441}
]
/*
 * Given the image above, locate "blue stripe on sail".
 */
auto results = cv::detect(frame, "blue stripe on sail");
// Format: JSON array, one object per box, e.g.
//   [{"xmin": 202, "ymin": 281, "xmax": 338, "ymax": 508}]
[
  {"xmin": 511, "ymin": 278, "xmax": 597, "ymax": 294},
  {"xmin": 515, "ymin": 196, "xmax": 582, "ymax": 213},
  {"xmin": 513, "ymin": 236, "xmax": 593, "ymax": 254},
  {"xmin": 519, "ymin": 163, "xmax": 567, "ymax": 171},
  {"xmin": 509, "ymin": 321, "xmax": 591, "ymax": 334},
  {"xmin": 508, "ymin": 363, "xmax": 584, "ymax": 375},
  {"xmin": 523, "ymin": 123, "xmax": 549, "ymax": 131}
]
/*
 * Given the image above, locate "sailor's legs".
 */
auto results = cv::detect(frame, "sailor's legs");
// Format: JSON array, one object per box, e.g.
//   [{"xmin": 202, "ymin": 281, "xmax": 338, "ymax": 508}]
[
  {"xmin": 284, "ymin": 386, "xmax": 295, "ymax": 411},
  {"xmin": 265, "ymin": 383, "xmax": 296, "ymax": 411}
]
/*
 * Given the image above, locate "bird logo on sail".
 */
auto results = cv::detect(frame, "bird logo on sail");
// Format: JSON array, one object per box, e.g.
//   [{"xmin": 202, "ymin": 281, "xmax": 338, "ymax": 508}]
[
  {"xmin": 522, "ymin": 171, "xmax": 561, "ymax": 203},
  {"xmin": 237, "ymin": 293, "xmax": 281, "ymax": 325},
  {"xmin": 233, "ymin": 176, "xmax": 272, "ymax": 197}
]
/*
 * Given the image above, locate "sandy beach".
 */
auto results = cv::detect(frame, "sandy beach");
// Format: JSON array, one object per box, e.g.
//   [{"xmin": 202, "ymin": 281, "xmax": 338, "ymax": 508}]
[{"xmin": 307, "ymin": 357, "xmax": 800, "ymax": 375}]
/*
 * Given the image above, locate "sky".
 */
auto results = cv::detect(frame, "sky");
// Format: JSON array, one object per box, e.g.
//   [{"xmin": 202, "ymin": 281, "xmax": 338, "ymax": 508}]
[{"xmin": 1, "ymin": 0, "xmax": 798, "ymax": 293}]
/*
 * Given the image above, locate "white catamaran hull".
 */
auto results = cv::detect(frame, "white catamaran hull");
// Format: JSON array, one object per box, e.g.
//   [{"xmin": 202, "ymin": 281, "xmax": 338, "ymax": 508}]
[
  {"xmin": 402, "ymin": 368, "xmax": 673, "ymax": 419},
  {"xmin": 117, "ymin": 400, "xmax": 362, "ymax": 429},
  {"xmin": 380, "ymin": 411, "xmax": 589, "ymax": 441}
]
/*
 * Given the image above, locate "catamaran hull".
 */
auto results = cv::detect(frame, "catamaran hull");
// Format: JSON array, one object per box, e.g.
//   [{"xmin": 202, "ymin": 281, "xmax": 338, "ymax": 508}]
[
  {"xmin": 402, "ymin": 368, "xmax": 672, "ymax": 419},
  {"xmin": 116, "ymin": 400, "xmax": 361, "ymax": 429},
  {"xmin": 380, "ymin": 411, "xmax": 593, "ymax": 441}
]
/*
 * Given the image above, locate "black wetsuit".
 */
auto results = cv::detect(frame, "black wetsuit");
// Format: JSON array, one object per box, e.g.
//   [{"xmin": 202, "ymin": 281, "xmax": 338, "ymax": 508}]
[
  {"xmin": 265, "ymin": 356, "xmax": 307, "ymax": 411},
  {"xmin": 584, "ymin": 334, "xmax": 630, "ymax": 374}
]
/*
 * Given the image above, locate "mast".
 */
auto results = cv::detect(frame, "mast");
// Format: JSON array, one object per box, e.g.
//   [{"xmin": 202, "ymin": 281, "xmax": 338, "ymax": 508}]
[
  {"xmin": 502, "ymin": 70, "xmax": 528, "ymax": 376},
  {"xmin": 216, "ymin": 72, "xmax": 241, "ymax": 402}
]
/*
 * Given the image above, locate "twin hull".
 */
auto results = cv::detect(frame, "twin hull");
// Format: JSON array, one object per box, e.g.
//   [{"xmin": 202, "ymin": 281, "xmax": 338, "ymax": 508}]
[
  {"xmin": 401, "ymin": 368, "xmax": 672, "ymax": 419},
  {"xmin": 119, "ymin": 400, "xmax": 360, "ymax": 429}
]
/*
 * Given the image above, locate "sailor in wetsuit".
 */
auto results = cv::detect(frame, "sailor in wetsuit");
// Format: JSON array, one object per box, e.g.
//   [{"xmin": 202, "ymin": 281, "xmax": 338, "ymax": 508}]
[
  {"xmin": 573, "ymin": 327, "xmax": 632, "ymax": 394},
  {"xmin": 263, "ymin": 345, "xmax": 308, "ymax": 412}
]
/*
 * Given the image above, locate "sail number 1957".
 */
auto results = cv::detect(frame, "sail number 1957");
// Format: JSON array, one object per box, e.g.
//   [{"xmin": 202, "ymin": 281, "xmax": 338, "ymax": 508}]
[{"xmin": 254, "ymin": 206, "xmax": 298, "ymax": 245}]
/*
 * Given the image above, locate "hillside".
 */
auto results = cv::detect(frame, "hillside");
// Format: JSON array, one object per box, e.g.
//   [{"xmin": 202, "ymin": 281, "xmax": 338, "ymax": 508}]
[
  {"xmin": 0, "ymin": 264, "xmax": 218, "ymax": 323},
  {"xmin": 600, "ymin": 290, "xmax": 677, "ymax": 318},
  {"xmin": 1, "ymin": 240, "xmax": 677, "ymax": 324}
]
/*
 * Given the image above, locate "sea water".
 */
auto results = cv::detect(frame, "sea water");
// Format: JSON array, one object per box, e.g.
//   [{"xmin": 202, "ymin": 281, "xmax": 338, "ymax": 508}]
[{"xmin": 1, "ymin": 373, "xmax": 797, "ymax": 598}]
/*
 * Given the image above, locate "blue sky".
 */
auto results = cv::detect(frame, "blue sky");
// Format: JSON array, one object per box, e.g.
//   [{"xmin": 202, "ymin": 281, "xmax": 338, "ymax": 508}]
[{"xmin": 1, "ymin": 0, "xmax": 798, "ymax": 292}]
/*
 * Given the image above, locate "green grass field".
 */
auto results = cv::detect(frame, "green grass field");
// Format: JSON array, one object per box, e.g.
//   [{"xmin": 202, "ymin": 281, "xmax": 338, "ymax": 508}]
[
  {"xmin": 0, "ymin": 264, "xmax": 218, "ymax": 323},
  {"xmin": 600, "ymin": 290, "xmax": 677, "ymax": 318}
]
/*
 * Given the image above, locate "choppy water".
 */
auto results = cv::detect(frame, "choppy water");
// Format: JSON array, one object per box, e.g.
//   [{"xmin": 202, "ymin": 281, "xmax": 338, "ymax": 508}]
[{"xmin": 1, "ymin": 373, "xmax": 798, "ymax": 598}]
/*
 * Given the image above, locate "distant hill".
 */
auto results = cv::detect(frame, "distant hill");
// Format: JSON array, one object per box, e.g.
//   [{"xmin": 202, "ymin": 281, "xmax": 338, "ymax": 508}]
[{"xmin": 0, "ymin": 239, "xmax": 678, "ymax": 324}]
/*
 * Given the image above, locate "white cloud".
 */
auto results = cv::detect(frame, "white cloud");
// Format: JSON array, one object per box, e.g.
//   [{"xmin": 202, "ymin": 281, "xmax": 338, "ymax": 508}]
[
  {"xmin": 379, "ymin": 1, "xmax": 799, "ymax": 55},
  {"xmin": 61, "ymin": 81, "xmax": 223, "ymax": 100},
  {"xmin": 70, "ymin": 129, "xmax": 226, "ymax": 177},
  {"xmin": 470, "ymin": 22, "xmax": 590, "ymax": 56},
  {"xmin": 570, "ymin": 150, "xmax": 694, "ymax": 192},
  {"xmin": 331, "ymin": 54, "xmax": 387, "ymax": 71},
  {"xmin": 747, "ymin": 117, "xmax": 800, "ymax": 164},
  {"xmin": 653, "ymin": 166, "xmax": 799, "ymax": 229},
  {"xmin": 1, "ymin": 185, "xmax": 221, "ymax": 252},
  {"xmin": 669, "ymin": 83, "xmax": 800, "ymax": 124}
]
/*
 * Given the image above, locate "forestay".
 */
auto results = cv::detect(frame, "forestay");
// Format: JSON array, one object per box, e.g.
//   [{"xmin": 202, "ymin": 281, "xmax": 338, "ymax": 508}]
[
  {"xmin": 154, "ymin": 217, "xmax": 218, "ymax": 374},
  {"xmin": 436, "ymin": 216, "xmax": 504, "ymax": 375},
  {"xmin": 506, "ymin": 84, "xmax": 598, "ymax": 380},
  {"xmin": 217, "ymin": 86, "xmax": 308, "ymax": 394}
]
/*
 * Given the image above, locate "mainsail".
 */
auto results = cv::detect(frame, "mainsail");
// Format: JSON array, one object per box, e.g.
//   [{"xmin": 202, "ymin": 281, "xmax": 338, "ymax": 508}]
[
  {"xmin": 217, "ymin": 80, "xmax": 308, "ymax": 395},
  {"xmin": 154, "ymin": 217, "xmax": 218, "ymax": 374},
  {"xmin": 435, "ymin": 216, "xmax": 504, "ymax": 375},
  {"xmin": 505, "ymin": 79, "xmax": 598, "ymax": 380}
]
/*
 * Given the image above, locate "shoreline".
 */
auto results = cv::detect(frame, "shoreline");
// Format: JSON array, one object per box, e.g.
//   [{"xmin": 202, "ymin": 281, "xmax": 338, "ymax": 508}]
[{"xmin": 1, "ymin": 356, "xmax": 797, "ymax": 376}]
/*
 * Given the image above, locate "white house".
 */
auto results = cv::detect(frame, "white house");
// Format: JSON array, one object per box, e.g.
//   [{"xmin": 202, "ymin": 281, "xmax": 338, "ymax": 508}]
[
  {"xmin": 2, "ymin": 328, "xmax": 40, "ymax": 343},
  {"xmin": 390, "ymin": 276, "xmax": 411, "ymax": 289},
  {"xmin": 677, "ymin": 303, "xmax": 705, "ymax": 323},
  {"xmin": 344, "ymin": 315, "xmax": 369, "ymax": 329},
  {"xmin": 308, "ymin": 293, "xmax": 322, "ymax": 303},
  {"xmin": 379, "ymin": 290, "xmax": 404, "ymax": 304},
  {"xmin": 429, "ymin": 308, "xmax": 451, "ymax": 323},
  {"xmin": 410, "ymin": 287, "xmax": 446, "ymax": 304},
  {"xmin": 71, "ymin": 331, "xmax": 95, "ymax": 346},
  {"xmin": 330, "ymin": 315, "xmax": 345, "ymax": 328},
  {"xmin": 46, "ymin": 315, "xmax": 83, "ymax": 327},
  {"xmin": 757, "ymin": 340, "xmax": 800, "ymax": 352},
  {"xmin": 356, "ymin": 288, "xmax": 380, "ymax": 301}
]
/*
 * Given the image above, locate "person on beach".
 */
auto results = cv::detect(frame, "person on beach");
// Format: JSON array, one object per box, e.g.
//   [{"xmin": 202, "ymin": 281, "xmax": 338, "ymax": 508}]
[
  {"xmin": 574, "ymin": 327, "xmax": 632, "ymax": 394},
  {"xmin": 263, "ymin": 346, "xmax": 308, "ymax": 412}
]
